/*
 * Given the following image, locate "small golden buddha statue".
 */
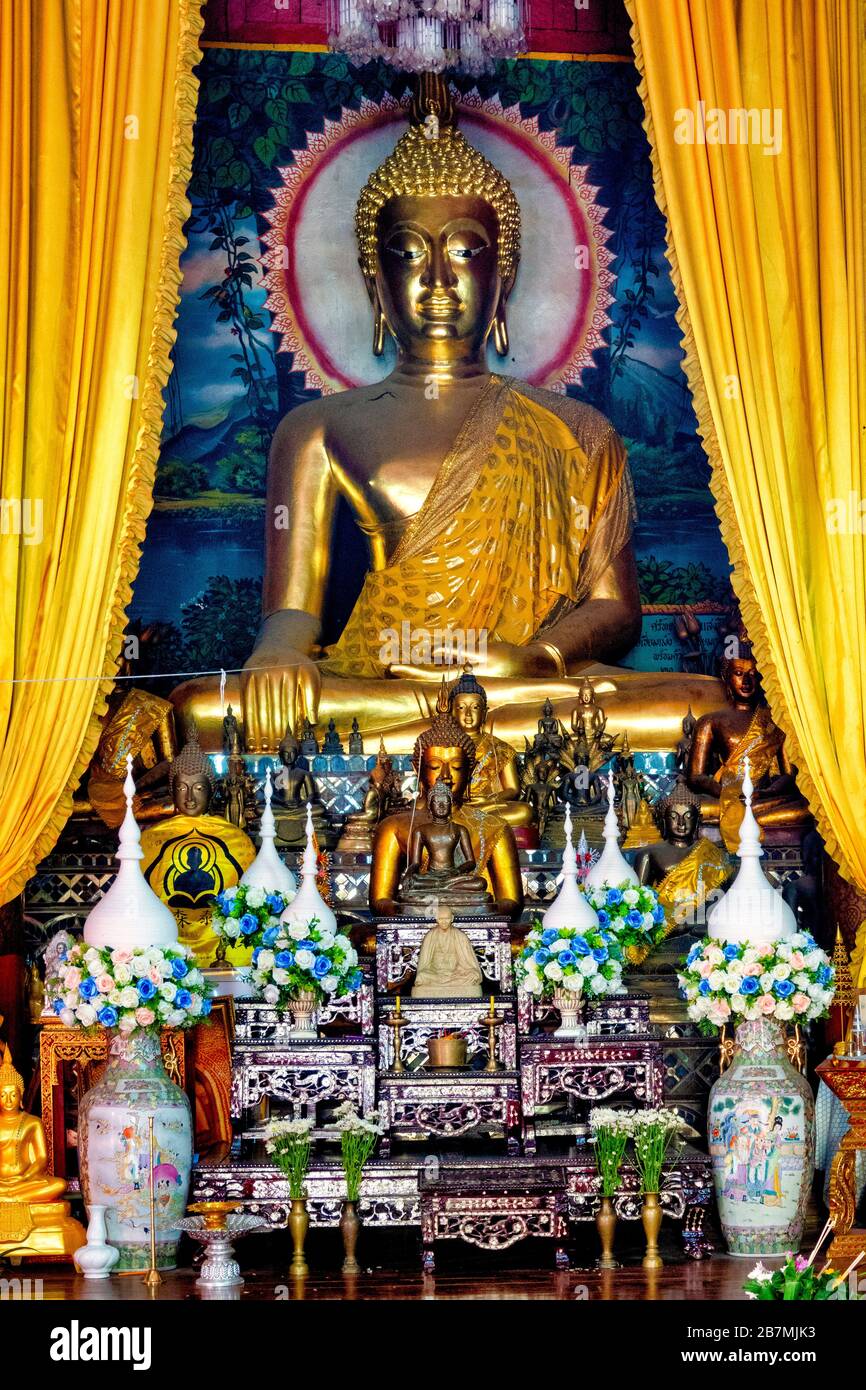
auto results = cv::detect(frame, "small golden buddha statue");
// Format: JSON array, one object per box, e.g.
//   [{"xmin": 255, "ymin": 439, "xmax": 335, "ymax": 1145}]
[
  {"xmin": 170, "ymin": 74, "xmax": 722, "ymax": 756},
  {"xmin": 140, "ymin": 727, "xmax": 255, "ymax": 964},
  {"xmin": 370, "ymin": 695, "xmax": 522, "ymax": 917},
  {"xmin": 412, "ymin": 903, "xmax": 483, "ymax": 998},
  {"xmin": 622, "ymin": 796, "xmax": 661, "ymax": 850},
  {"xmin": 448, "ymin": 666, "xmax": 531, "ymax": 828},
  {"xmin": 634, "ymin": 777, "xmax": 733, "ymax": 937},
  {"xmin": 686, "ymin": 646, "xmax": 811, "ymax": 851},
  {"xmin": 399, "ymin": 781, "xmax": 493, "ymax": 914},
  {"xmin": 272, "ymin": 728, "xmax": 334, "ymax": 848},
  {"xmin": 0, "ymin": 1045, "xmax": 85, "ymax": 1260},
  {"xmin": 337, "ymin": 738, "xmax": 406, "ymax": 853}
]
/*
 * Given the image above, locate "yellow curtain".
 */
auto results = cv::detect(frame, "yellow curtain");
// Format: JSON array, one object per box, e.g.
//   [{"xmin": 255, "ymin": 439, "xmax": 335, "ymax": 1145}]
[
  {"xmin": 624, "ymin": 0, "xmax": 866, "ymax": 973},
  {"xmin": 0, "ymin": 0, "xmax": 203, "ymax": 903}
]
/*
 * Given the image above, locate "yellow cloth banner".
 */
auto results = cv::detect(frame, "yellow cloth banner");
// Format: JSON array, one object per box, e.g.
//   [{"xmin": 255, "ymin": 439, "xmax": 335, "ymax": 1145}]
[
  {"xmin": 624, "ymin": 0, "xmax": 866, "ymax": 975},
  {"xmin": 0, "ymin": 0, "xmax": 203, "ymax": 903}
]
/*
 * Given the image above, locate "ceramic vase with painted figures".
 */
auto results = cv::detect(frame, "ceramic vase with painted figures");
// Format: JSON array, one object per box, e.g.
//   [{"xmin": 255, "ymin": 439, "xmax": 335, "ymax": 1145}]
[
  {"xmin": 78, "ymin": 1031, "xmax": 192, "ymax": 1270},
  {"xmin": 708, "ymin": 1018, "xmax": 814, "ymax": 1256}
]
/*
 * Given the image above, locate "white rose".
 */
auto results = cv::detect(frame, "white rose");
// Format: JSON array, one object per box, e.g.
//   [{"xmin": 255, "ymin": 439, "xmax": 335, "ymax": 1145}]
[
  {"xmin": 131, "ymin": 955, "xmax": 148, "ymax": 977},
  {"xmin": 76, "ymin": 1003, "xmax": 97, "ymax": 1026},
  {"xmin": 759, "ymin": 972, "xmax": 775, "ymax": 992},
  {"xmin": 543, "ymin": 961, "xmax": 563, "ymax": 982},
  {"xmin": 223, "ymin": 920, "xmax": 240, "ymax": 939},
  {"xmin": 775, "ymin": 941, "xmax": 792, "ymax": 959},
  {"xmin": 708, "ymin": 970, "xmax": 727, "ymax": 991},
  {"xmin": 272, "ymin": 968, "xmax": 290, "ymax": 986},
  {"xmin": 642, "ymin": 913, "xmax": 655, "ymax": 931},
  {"xmin": 166, "ymin": 1009, "xmax": 186, "ymax": 1027},
  {"xmin": 706, "ymin": 946, "xmax": 724, "ymax": 966},
  {"xmin": 160, "ymin": 981, "xmax": 177, "ymax": 1002},
  {"xmin": 119, "ymin": 987, "xmax": 140, "ymax": 1009},
  {"xmin": 108, "ymin": 990, "xmax": 123, "ymax": 1006},
  {"xmin": 730, "ymin": 993, "xmax": 746, "ymax": 1013},
  {"xmin": 579, "ymin": 956, "xmax": 598, "ymax": 976},
  {"xmin": 295, "ymin": 949, "xmax": 315, "ymax": 971},
  {"xmin": 804, "ymin": 950, "xmax": 824, "ymax": 970},
  {"xmin": 317, "ymin": 931, "xmax": 335, "ymax": 950},
  {"xmin": 186, "ymin": 994, "xmax": 203, "ymax": 1016},
  {"xmin": 623, "ymin": 889, "xmax": 639, "ymax": 906},
  {"xmin": 334, "ymin": 935, "xmax": 352, "ymax": 953},
  {"xmin": 246, "ymin": 887, "xmax": 265, "ymax": 908},
  {"xmin": 118, "ymin": 1012, "xmax": 137, "ymax": 1033},
  {"xmin": 794, "ymin": 972, "xmax": 810, "ymax": 989},
  {"xmin": 550, "ymin": 939, "xmax": 570, "ymax": 953},
  {"xmin": 727, "ymin": 958, "xmax": 746, "ymax": 977},
  {"xmin": 263, "ymin": 985, "xmax": 280, "ymax": 1004},
  {"xmin": 775, "ymin": 1001, "xmax": 794, "ymax": 1021},
  {"xmin": 186, "ymin": 969, "xmax": 203, "ymax": 987},
  {"xmin": 790, "ymin": 933, "xmax": 807, "ymax": 949},
  {"xmin": 562, "ymin": 973, "xmax": 584, "ymax": 992},
  {"xmin": 322, "ymin": 975, "xmax": 339, "ymax": 993},
  {"xmin": 772, "ymin": 963, "xmax": 791, "ymax": 980},
  {"xmin": 60, "ymin": 1008, "xmax": 76, "ymax": 1027},
  {"xmin": 114, "ymin": 964, "xmax": 132, "ymax": 986},
  {"xmin": 257, "ymin": 950, "xmax": 276, "ymax": 971},
  {"xmin": 288, "ymin": 922, "xmax": 308, "ymax": 941},
  {"xmin": 521, "ymin": 975, "xmax": 542, "ymax": 995}
]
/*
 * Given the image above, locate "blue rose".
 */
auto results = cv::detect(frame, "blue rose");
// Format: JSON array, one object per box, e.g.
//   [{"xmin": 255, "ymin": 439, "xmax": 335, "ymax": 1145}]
[
  {"xmin": 266, "ymin": 894, "xmax": 285, "ymax": 913},
  {"xmin": 313, "ymin": 955, "xmax": 331, "ymax": 979},
  {"xmin": 262, "ymin": 927, "xmax": 279, "ymax": 947},
  {"xmin": 592, "ymin": 946, "xmax": 609, "ymax": 963},
  {"xmin": 600, "ymin": 931, "xmax": 613, "ymax": 945},
  {"xmin": 686, "ymin": 942, "xmax": 702, "ymax": 966},
  {"xmin": 215, "ymin": 891, "xmax": 233, "ymax": 914},
  {"xmin": 275, "ymin": 950, "xmax": 295, "ymax": 969},
  {"xmin": 698, "ymin": 979, "xmax": 711, "ymax": 996},
  {"xmin": 348, "ymin": 969, "xmax": 363, "ymax": 992},
  {"xmin": 137, "ymin": 978, "xmax": 157, "ymax": 1000},
  {"xmin": 773, "ymin": 978, "xmax": 795, "ymax": 999},
  {"xmin": 97, "ymin": 1006, "xmax": 118, "ymax": 1028},
  {"xmin": 239, "ymin": 913, "xmax": 258, "ymax": 937},
  {"xmin": 79, "ymin": 977, "xmax": 98, "ymax": 999},
  {"xmin": 606, "ymin": 888, "xmax": 623, "ymax": 907},
  {"xmin": 817, "ymin": 965, "xmax": 832, "ymax": 986},
  {"xmin": 171, "ymin": 957, "xmax": 189, "ymax": 980},
  {"xmin": 653, "ymin": 905, "xmax": 666, "ymax": 926},
  {"xmin": 52, "ymin": 998, "xmax": 65, "ymax": 1015},
  {"xmin": 558, "ymin": 949, "xmax": 577, "ymax": 967},
  {"xmin": 723, "ymin": 944, "xmax": 740, "ymax": 961},
  {"xmin": 573, "ymin": 936, "xmax": 590, "ymax": 956},
  {"xmin": 541, "ymin": 928, "xmax": 559, "ymax": 946},
  {"xmin": 739, "ymin": 976, "xmax": 760, "ymax": 995},
  {"xmin": 625, "ymin": 910, "xmax": 643, "ymax": 929},
  {"xmin": 296, "ymin": 940, "xmax": 317, "ymax": 954},
  {"xmin": 175, "ymin": 989, "xmax": 193, "ymax": 1009},
  {"xmin": 534, "ymin": 948, "xmax": 551, "ymax": 966},
  {"xmin": 596, "ymin": 909, "xmax": 610, "ymax": 927},
  {"xmin": 201, "ymin": 998, "xmax": 212, "ymax": 1017}
]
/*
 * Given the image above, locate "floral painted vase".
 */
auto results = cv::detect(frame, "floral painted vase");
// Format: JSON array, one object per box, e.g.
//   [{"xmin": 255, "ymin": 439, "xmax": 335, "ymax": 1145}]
[
  {"xmin": 78, "ymin": 1031, "xmax": 192, "ymax": 1270},
  {"xmin": 708, "ymin": 1018, "xmax": 814, "ymax": 1257}
]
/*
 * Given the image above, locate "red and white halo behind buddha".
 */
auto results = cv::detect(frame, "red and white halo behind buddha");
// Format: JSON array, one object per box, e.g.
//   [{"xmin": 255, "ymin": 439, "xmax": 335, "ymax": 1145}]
[{"xmin": 261, "ymin": 94, "xmax": 615, "ymax": 393}]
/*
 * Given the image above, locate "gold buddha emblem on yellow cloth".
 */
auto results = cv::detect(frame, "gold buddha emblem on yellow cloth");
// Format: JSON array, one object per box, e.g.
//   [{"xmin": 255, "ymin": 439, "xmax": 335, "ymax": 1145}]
[{"xmin": 140, "ymin": 814, "xmax": 255, "ymax": 965}]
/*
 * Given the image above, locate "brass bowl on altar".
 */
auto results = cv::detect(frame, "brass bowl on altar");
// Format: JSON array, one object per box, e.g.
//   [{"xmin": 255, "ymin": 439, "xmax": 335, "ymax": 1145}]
[{"xmin": 427, "ymin": 1036, "xmax": 468, "ymax": 1068}]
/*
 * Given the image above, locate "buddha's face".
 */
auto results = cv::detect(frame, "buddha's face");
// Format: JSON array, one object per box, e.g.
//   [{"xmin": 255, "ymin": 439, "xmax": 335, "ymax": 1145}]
[
  {"xmin": 375, "ymin": 194, "xmax": 504, "ymax": 362},
  {"xmin": 428, "ymin": 783, "xmax": 452, "ymax": 820},
  {"xmin": 173, "ymin": 771, "xmax": 210, "ymax": 817},
  {"xmin": 451, "ymin": 692, "xmax": 485, "ymax": 737},
  {"xmin": 664, "ymin": 802, "xmax": 700, "ymax": 845},
  {"xmin": 419, "ymin": 744, "xmax": 470, "ymax": 804},
  {"xmin": 0, "ymin": 1083, "xmax": 21, "ymax": 1114},
  {"xmin": 724, "ymin": 657, "xmax": 759, "ymax": 704}
]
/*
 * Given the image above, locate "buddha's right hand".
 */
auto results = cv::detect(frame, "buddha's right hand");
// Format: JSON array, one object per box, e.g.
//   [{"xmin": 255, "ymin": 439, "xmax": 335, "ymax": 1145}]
[{"xmin": 241, "ymin": 644, "xmax": 321, "ymax": 750}]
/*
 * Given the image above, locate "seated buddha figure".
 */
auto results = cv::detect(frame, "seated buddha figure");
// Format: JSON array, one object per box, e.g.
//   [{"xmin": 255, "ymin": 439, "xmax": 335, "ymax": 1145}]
[
  {"xmin": 370, "ymin": 694, "xmax": 522, "ymax": 918},
  {"xmin": 412, "ymin": 902, "xmax": 484, "ymax": 998},
  {"xmin": 0, "ymin": 1045, "xmax": 85, "ymax": 1260},
  {"xmin": 448, "ymin": 666, "xmax": 531, "ymax": 829},
  {"xmin": 170, "ymin": 74, "xmax": 722, "ymax": 757},
  {"xmin": 399, "ymin": 780, "xmax": 493, "ymax": 914},
  {"xmin": 686, "ymin": 647, "xmax": 812, "ymax": 851},
  {"xmin": 140, "ymin": 728, "xmax": 255, "ymax": 965},
  {"xmin": 272, "ymin": 727, "xmax": 334, "ymax": 848},
  {"xmin": 633, "ymin": 777, "xmax": 733, "ymax": 943}
]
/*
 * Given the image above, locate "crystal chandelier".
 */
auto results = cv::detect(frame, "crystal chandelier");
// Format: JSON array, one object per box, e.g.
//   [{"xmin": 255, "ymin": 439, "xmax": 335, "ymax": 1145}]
[{"xmin": 328, "ymin": 0, "xmax": 529, "ymax": 75}]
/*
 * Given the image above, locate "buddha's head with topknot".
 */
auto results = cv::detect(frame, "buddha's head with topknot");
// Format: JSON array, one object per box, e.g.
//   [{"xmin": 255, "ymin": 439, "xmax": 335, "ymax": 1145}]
[
  {"xmin": 412, "ymin": 676, "xmax": 477, "ymax": 805},
  {"xmin": 355, "ymin": 74, "xmax": 521, "ymax": 365}
]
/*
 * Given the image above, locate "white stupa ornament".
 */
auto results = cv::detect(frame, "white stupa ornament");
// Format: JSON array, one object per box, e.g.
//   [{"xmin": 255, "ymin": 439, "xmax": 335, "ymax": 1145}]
[
  {"xmin": 84, "ymin": 756, "xmax": 177, "ymax": 949},
  {"xmin": 280, "ymin": 802, "xmax": 337, "ymax": 934},
  {"xmin": 707, "ymin": 757, "xmax": 796, "ymax": 945},
  {"xmin": 240, "ymin": 767, "xmax": 297, "ymax": 900},
  {"xmin": 542, "ymin": 805, "xmax": 599, "ymax": 932},
  {"xmin": 585, "ymin": 768, "xmax": 639, "ymax": 891}
]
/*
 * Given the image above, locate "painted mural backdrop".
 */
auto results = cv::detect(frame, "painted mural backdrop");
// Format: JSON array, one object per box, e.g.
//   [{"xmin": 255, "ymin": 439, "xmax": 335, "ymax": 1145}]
[{"xmin": 130, "ymin": 48, "xmax": 732, "ymax": 677}]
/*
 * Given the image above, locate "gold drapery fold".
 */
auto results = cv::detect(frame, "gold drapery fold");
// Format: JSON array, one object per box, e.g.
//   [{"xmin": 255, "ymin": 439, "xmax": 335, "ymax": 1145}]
[
  {"xmin": 0, "ymin": 0, "xmax": 203, "ymax": 903},
  {"xmin": 624, "ymin": 0, "xmax": 866, "ymax": 970}
]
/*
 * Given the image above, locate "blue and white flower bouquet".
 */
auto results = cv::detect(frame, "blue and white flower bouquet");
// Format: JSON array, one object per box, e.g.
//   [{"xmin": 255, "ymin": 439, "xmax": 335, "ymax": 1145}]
[
  {"xmin": 250, "ymin": 916, "xmax": 362, "ymax": 1011},
  {"xmin": 45, "ymin": 934, "xmax": 211, "ymax": 1035},
  {"xmin": 515, "ymin": 921, "xmax": 624, "ymax": 999}
]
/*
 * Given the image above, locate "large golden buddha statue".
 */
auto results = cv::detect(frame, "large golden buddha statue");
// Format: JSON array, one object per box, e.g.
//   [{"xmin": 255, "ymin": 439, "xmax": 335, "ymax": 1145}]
[
  {"xmin": 0, "ymin": 1045, "xmax": 85, "ymax": 1260},
  {"xmin": 171, "ymin": 75, "xmax": 720, "ymax": 753}
]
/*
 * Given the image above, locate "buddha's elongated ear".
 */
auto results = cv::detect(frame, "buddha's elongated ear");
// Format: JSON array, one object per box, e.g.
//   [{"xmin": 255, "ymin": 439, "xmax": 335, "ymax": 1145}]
[
  {"xmin": 362, "ymin": 268, "xmax": 389, "ymax": 357},
  {"xmin": 492, "ymin": 298, "xmax": 509, "ymax": 358}
]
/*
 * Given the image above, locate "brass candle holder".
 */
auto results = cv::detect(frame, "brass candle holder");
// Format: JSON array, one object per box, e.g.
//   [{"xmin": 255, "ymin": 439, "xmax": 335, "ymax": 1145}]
[
  {"xmin": 479, "ymin": 1000, "xmax": 504, "ymax": 1073},
  {"xmin": 385, "ymin": 995, "xmax": 407, "ymax": 1072},
  {"xmin": 143, "ymin": 1115, "xmax": 162, "ymax": 1290}
]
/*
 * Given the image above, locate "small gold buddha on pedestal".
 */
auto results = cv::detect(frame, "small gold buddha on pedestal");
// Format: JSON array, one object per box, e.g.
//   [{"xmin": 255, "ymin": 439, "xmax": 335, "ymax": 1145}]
[
  {"xmin": 337, "ymin": 738, "xmax": 406, "ymax": 853},
  {"xmin": 412, "ymin": 903, "xmax": 483, "ymax": 998},
  {"xmin": 398, "ymin": 781, "xmax": 493, "ymax": 914},
  {"xmin": 370, "ymin": 694, "xmax": 522, "ymax": 917},
  {"xmin": 686, "ymin": 645, "xmax": 811, "ymax": 851},
  {"xmin": 0, "ymin": 1045, "xmax": 85, "ymax": 1260}
]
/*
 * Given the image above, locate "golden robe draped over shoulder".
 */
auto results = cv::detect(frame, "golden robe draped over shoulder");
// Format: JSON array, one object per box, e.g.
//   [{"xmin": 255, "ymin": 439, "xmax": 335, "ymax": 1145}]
[{"xmin": 322, "ymin": 378, "xmax": 632, "ymax": 677}]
